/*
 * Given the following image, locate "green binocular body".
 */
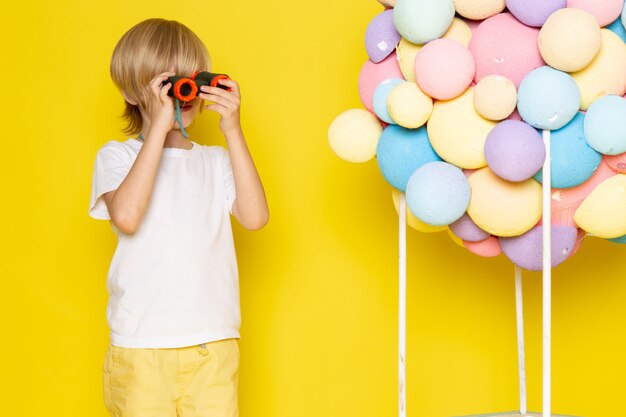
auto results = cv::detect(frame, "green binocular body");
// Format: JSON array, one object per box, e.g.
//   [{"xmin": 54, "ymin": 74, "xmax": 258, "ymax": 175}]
[{"xmin": 164, "ymin": 71, "xmax": 231, "ymax": 102}]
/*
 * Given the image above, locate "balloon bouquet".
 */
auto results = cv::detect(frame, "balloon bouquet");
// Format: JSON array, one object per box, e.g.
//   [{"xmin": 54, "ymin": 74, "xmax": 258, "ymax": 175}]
[{"xmin": 328, "ymin": 0, "xmax": 626, "ymax": 416}]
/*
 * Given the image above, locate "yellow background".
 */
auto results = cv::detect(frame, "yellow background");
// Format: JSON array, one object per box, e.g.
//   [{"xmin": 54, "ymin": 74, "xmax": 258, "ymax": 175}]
[{"xmin": 2, "ymin": 1, "xmax": 625, "ymax": 416}]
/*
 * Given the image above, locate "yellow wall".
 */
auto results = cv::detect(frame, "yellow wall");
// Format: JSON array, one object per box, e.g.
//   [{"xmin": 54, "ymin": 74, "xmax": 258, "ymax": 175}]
[{"xmin": 2, "ymin": 1, "xmax": 625, "ymax": 416}]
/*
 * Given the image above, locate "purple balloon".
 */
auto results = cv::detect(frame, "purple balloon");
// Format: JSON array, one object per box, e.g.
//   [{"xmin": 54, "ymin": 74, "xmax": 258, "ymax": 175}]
[
  {"xmin": 499, "ymin": 225, "xmax": 577, "ymax": 271},
  {"xmin": 484, "ymin": 120, "xmax": 546, "ymax": 182},
  {"xmin": 450, "ymin": 213, "xmax": 490, "ymax": 242},
  {"xmin": 505, "ymin": 0, "xmax": 566, "ymax": 27},
  {"xmin": 365, "ymin": 10, "xmax": 401, "ymax": 63}
]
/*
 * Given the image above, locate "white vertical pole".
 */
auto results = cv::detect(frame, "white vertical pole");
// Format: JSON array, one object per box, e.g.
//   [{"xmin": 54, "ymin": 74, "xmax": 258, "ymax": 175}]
[
  {"xmin": 515, "ymin": 265, "xmax": 528, "ymax": 415},
  {"xmin": 542, "ymin": 130, "xmax": 552, "ymax": 417},
  {"xmin": 399, "ymin": 193, "xmax": 407, "ymax": 417}
]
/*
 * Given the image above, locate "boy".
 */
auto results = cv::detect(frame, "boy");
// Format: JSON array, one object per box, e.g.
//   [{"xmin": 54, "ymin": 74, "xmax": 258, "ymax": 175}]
[{"xmin": 89, "ymin": 18, "xmax": 268, "ymax": 417}]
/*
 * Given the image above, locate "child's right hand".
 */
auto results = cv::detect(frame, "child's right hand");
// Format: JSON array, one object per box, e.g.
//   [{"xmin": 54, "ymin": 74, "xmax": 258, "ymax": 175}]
[{"xmin": 146, "ymin": 71, "xmax": 176, "ymax": 133}]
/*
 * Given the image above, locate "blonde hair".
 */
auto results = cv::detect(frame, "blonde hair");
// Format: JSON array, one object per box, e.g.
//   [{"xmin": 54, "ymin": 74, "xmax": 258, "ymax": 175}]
[{"xmin": 110, "ymin": 18, "xmax": 211, "ymax": 135}]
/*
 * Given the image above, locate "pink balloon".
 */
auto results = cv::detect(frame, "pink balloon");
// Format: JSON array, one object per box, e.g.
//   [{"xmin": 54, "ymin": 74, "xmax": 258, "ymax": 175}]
[
  {"xmin": 463, "ymin": 168, "xmax": 477, "ymax": 179},
  {"xmin": 551, "ymin": 161, "xmax": 617, "ymax": 226},
  {"xmin": 415, "ymin": 38, "xmax": 475, "ymax": 100},
  {"xmin": 567, "ymin": 0, "xmax": 624, "ymax": 27},
  {"xmin": 604, "ymin": 153, "xmax": 626, "ymax": 174},
  {"xmin": 468, "ymin": 13, "xmax": 544, "ymax": 87},
  {"xmin": 358, "ymin": 52, "xmax": 404, "ymax": 113},
  {"xmin": 507, "ymin": 108, "xmax": 522, "ymax": 121},
  {"xmin": 463, "ymin": 18, "xmax": 482, "ymax": 34},
  {"xmin": 464, "ymin": 236, "xmax": 502, "ymax": 257}
]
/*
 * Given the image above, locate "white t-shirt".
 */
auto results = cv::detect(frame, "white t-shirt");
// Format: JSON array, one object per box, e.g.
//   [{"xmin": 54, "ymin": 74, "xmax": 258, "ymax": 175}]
[{"xmin": 89, "ymin": 138, "xmax": 239, "ymax": 348}]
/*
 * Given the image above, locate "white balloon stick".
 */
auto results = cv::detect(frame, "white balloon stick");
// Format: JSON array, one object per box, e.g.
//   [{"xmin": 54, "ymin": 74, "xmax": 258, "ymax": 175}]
[
  {"xmin": 515, "ymin": 265, "xmax": 528, "ymax": 415},
  {"xmin": 399, "ymin": 193, "xmax": 407, "ymax": 417},
  {"xmin": 542, "ymin": 129, "xmax": 552, "ymax": 417}
]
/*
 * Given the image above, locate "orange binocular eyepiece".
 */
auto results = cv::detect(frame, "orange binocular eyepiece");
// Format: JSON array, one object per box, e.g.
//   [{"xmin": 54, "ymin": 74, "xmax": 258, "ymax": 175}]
[{"xmin": 164, "ymin": 71, "xmax": 231, "ymax": 102}]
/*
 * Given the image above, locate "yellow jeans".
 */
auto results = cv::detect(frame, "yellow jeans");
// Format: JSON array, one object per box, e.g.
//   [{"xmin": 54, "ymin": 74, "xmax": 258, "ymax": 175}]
[{"xmin": 103, "ymin": 338, "xmax": 239, "ymax": 417}]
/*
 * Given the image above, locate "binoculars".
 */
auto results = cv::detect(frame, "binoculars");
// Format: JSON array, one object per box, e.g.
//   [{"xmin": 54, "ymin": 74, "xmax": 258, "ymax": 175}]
[{"xmin": 164, "ymin": 71, "xmax": 231, "ymax": 102}]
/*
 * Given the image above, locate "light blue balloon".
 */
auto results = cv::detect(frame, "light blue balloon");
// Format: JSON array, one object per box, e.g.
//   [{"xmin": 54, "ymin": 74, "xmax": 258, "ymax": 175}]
[
  {"xmin": 607, "ymin": 16, "xmax": 626, "ymax": 43},
  {"xmin": 376, "ymin": 125, "xmax": 442, "ymax": 192},
  {"xmin": 622, "ymin": 2, "xmax": 626, "ymax": 31},
  {"xmin": 405, "ymin": 161, "xmax": 471, "ymax": 226},
  {"xmin": 609, "ymin": 234, "xmax": 626, "ymax": 244},
  {"xmin": 534, "ymin": 112, "xmax": 602, "ymax": 188},
  {"xmin": 517, "ymin": 66, "xmax": 580, "ymax": 130},
  {"xmin": 393, "ymin": 0, "xmax": 455, "ymax": 45},
  {"xmin": 373, "ymin": 78, "xmax": 405, "ymax": 124},
  {"xmin": 583, "ymin": 95, "xmax": 626, "ymax": 155}
]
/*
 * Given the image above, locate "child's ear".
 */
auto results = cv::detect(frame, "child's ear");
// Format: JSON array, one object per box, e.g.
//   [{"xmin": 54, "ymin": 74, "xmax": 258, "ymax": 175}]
[{"xmin": 122, "ymin": 91, "xmax": 137, "ymax": 106}]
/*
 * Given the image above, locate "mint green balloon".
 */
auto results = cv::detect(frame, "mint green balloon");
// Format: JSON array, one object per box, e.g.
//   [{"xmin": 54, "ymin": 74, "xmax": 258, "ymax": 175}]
[{"xmin": 393, "ymin": 0, "xmax": 455, "ymax": 45}]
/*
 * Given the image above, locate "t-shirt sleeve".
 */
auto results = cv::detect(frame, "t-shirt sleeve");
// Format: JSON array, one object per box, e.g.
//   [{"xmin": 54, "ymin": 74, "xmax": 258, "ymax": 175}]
[
  {"xmin": 88, "ymin": 141, "xmax": 133, "ymax": 220},
  {"xmin": 220, "ymin": 146, "xmax": 237, "ymax": 215}
]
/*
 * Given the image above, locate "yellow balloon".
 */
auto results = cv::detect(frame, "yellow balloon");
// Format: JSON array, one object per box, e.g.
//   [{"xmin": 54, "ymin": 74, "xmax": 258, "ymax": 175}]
[
  {"xmin": 474, "ymin": 75, "xmax": 517, "ymax": 121},
  {"xmin": 574, "ymin": 174, "xmax": 626, "ymax": 238},
  {"xmin": 397, "ymin": 38, "xmax": 422, "ymax": 83},
  {"xmin": 454, "ymin": 0, "xmax": 505, "ymax": 20},
  {"xmin": 392, "ymin": 189, "xmax": 446, "ymax": 233},
  {"xmin": 571, "ymin": 29, "xmax": 626, "ymax": 110},
  {"xmin": 387, "ymin": 82, "xmax": 433, "ymax": 128},
  {"xmin": 538, "ymin": 8, "xmax": 602, "ymax": 72},
  {"xmin": 467, "ymin": 167, "xmax": 542, "ymax": 237},
  {"xmin": 443, "ymin": 17, "xmax": 473, "ymax": 47},
  {"xmin": 396, "ymin": 18, "xmax": 472, "ymax": 82},
  {"xmin": 427, "ymin": 88, "xmax": 497, "ymax": 169},
  {"xmin": 328, "ymin": 109, "xmax": 382, "ymax": 163}
]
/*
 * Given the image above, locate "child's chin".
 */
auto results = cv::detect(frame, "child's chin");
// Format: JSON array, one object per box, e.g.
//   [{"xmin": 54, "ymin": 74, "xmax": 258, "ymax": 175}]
[{"xmin": 173, "ymin": 119, "xmax": 194, "ymax": 130}]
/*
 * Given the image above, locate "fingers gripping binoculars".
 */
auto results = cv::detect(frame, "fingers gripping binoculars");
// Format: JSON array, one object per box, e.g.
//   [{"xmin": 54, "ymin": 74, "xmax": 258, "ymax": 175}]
[{"xmin": 164, "ymin": 71, "xmax": 231, "ymax": 103}]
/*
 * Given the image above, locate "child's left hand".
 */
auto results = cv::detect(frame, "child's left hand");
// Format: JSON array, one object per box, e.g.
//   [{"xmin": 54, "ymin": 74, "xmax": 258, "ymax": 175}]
[{"xmin": 199, "ymin": 79, "xmax": 241, "ymax": 135}]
